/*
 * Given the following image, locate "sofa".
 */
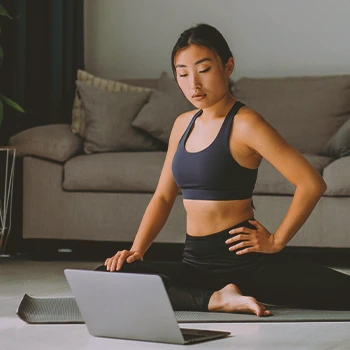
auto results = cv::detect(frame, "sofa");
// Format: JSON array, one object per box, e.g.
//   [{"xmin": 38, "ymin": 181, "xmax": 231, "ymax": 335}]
[{"xmin": 9, "ymin": 71, "xmax": 350, "ymax": 250}]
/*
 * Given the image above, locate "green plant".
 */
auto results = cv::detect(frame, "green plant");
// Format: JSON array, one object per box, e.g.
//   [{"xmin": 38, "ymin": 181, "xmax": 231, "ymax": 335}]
[{"xmin": 0, "ymin": 4, "xmax": 25, "ymax": 128}]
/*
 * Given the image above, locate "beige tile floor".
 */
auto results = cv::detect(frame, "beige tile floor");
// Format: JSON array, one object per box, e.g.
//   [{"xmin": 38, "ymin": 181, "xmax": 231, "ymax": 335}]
[{"xmin": 1, "ymin": 257, "xmax": 350, "ymax": 350}]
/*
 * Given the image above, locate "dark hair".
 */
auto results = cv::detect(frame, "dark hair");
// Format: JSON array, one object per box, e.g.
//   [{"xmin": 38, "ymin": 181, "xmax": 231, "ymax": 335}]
[{"xmin": 171, "ymin": 23, "xmax": 234, "ymax": 92}]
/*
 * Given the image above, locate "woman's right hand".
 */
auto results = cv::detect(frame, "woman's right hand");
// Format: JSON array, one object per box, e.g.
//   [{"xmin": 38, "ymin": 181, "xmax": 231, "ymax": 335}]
[{"xmin": 104, "ymin": 250, "xmax": 144, "ymax": 272}]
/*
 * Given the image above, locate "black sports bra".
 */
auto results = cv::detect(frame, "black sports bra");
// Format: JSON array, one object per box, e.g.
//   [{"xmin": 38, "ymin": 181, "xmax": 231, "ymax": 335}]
[{"xmin": 172, "ymin": 101, "xmax": 258, "ymax": 203}]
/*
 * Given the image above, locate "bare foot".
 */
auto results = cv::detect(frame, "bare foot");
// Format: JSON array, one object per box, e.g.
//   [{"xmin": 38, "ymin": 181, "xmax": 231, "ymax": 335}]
[{"xmin": 208, "ymin": 284, "xmax": 272, "ymax": 317}]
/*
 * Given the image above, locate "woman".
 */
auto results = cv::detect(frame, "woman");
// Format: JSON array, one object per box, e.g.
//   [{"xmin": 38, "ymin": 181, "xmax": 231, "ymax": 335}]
[{"xmin": 95, "ymin": 23, "xmax": 350, "ymax": 317}]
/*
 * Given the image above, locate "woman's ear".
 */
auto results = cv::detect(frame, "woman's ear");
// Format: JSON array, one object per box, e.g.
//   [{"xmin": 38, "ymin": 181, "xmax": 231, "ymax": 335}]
[{"xmin": 226, "ymin": 57, "xmax": 235, "ymax": 76}]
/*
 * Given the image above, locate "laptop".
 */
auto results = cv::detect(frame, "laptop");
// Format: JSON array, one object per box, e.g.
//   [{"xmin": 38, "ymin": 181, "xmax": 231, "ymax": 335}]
[{"xmin": 64, "ymin": 269, "xmax": 231, "ymax": 345}]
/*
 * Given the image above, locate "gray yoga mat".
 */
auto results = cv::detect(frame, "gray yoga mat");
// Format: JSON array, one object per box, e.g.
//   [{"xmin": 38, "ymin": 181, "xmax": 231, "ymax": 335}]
[{"xmin": 17, "ymin": 294, "xmax": 350, "ymax": 324}]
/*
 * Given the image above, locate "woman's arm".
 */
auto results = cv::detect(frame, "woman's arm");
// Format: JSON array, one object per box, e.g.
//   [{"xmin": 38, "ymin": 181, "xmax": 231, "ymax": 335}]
[
  {"xmin": 130, "ymin": 196, "xmax": 175, "ymax": 256},
  {"xmin": 105, "ymin": 113, "xmax": 189, "ymax": 271},
  {"xmin": 129, "ymin": 114, "xmax": 188, "ymax": 255},
  {"xmin": 232, "ymin": 109, "xmax": 327, "ymax": 252},
  {"xmin": 272, "ymin": 184, "xmax": 326, "ymax": 249}
]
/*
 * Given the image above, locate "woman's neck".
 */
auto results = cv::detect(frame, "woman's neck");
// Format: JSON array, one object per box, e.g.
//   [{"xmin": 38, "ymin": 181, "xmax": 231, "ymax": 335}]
[{"xmin": 200, "ymin": 92, "xmax": 237, "ymax": 122}]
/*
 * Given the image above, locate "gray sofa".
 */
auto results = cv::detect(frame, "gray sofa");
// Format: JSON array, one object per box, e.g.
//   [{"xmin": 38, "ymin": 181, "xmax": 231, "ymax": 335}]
[{"xmin": 9, "ymin": 74, "xmax": 350, "ymax": 249}]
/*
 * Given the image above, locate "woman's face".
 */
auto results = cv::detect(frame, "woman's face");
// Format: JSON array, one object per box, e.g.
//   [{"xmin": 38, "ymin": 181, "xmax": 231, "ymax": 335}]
[{"xmin": 174, "ymin": 44, "xmax": 233, "ymax": 108}]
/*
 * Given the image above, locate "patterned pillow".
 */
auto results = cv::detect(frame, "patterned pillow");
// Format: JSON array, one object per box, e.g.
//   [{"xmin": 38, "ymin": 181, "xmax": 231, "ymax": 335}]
[{"xmin": 71, "ymin": 69, "xmax": 155, "ymax": 137}]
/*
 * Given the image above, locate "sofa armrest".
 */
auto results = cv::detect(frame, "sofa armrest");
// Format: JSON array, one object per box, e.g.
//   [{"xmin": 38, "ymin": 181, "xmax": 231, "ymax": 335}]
[{"xmin": 9, "ymin": 124, "xmax": 84, "ymax": 162}]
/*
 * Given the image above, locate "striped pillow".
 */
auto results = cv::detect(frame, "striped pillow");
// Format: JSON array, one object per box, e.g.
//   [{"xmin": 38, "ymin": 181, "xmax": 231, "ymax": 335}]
[{"xmin": 71, "ymin": 70, "xmax": 155, "ymax": 137}]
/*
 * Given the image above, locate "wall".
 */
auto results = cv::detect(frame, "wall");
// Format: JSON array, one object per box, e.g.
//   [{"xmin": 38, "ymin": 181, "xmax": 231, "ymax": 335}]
[{"xmin": 85, "ymin": 0, "xmax": 350, "ymax": 80}]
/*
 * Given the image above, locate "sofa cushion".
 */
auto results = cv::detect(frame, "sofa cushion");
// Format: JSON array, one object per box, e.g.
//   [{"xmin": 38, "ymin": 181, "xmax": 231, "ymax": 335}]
[
  {"xmin": 253, "ymin": 154, "xmax": 334, "ymax": 195},
  {"xmin": 72, "ymin": 69, "xmax": 155, "ymax": 137},
  {"xmin": 63, "ymin": 152, "xmax": 169, "ymax": 191},
  {"xmin": 132, "ymin": 71, "xmax": 196, "ymax": 144},
  {"xmin": 323, "ymin": 156, "xmax": 350, "ymax": 196},
  {"xmin": 234, "ymin": 75, "xmax": 350, "ymax": 155},
  {"xmin": 322, "ymin": 118, "xmax": 350, "ymax": 159},
  {"xmin": 63, "ymin": 152, "xmax": 335, "ymax": 196},
  {"xmin": 76, "ymin": 81, "xmax": 163, "ymax": 153},
  {"xmin": 9, "ymin": 124, "xmax": 83, "ymax": 162}
]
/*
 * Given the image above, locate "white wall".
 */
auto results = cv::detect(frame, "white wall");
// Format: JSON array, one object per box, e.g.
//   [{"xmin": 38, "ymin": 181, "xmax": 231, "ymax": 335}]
[{"xmin": 84, "ymin": 0, "xmax": 350, "ymax": 80}]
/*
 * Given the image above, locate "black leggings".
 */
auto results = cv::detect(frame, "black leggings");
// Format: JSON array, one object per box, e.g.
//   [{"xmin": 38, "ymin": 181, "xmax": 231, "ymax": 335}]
[{"xmin": 95, "ymin": 217, "xmax": 350, "ymax": 311}]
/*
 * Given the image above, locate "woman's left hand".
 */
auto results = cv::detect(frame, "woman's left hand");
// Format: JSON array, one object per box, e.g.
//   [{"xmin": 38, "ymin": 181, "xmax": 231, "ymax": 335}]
[{"xmin": 225, "ymin": 219, "xmax": 282, "ymax": 255}]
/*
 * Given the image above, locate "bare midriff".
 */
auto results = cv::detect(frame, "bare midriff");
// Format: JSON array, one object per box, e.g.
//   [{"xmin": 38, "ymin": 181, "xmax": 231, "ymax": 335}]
[{"xmin": 183, "ymin": 198, "xmax": 255, "ymax": 236}]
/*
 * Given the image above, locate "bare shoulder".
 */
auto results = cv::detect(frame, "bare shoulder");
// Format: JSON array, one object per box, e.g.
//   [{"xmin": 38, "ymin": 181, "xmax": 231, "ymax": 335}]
[
  {"xmin": 234, "ymin": 105, "xmax": 266, "ymax": 131},
  {"xmin": 233, "ymin": 106, "xmax": 267, "ymax": 155}
]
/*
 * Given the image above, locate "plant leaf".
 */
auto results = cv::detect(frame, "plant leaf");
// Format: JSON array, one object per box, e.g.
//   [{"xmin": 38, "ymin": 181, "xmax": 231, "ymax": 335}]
[
  {"xmin": 0, "ymin": 95, "xmax": 25, "ymax": 113},
  {"xmin": 0, "ymin": 4, "xmax": 14, "ymax": 19},
  {"xmin": 0, "ymin": 98, "xmax": 3, "ymax": 128}
]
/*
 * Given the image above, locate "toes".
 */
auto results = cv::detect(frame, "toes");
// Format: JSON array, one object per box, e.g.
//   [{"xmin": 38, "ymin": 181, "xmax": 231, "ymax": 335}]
[
  {"xmin": 251, "ymin": 299, "xmax": 272, "ymax": 317},
  {"xmin": 248, "ymin": 299, "xmax": 272, "ymax": 317},
  {"xmin": 262, "ymin": 309, "xmax": 272, "ymax": 317},
  {"xmin": 252, "ymin": 304, "xmax": 263, "ymax": 316}
]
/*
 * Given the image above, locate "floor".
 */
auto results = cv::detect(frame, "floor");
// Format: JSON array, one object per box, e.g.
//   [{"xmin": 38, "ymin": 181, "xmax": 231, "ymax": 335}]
[{"xmin": 1, "ymin": 255, "xmax": 350, "ymax": 350}]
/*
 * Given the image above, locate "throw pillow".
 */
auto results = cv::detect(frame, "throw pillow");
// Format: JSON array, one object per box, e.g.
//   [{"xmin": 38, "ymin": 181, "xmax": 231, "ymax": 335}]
[
  {"xmin": 72, "ymin": 69, "xmax": 155, "ymax": 137},
  {"xmin": 9, "ymin": 124, "xmax": 83, "ymax": 162},
  {"xmin": 322, "ymin": 118, "xmax": 350, "ymax": 159},
  {"xmin": 76, "ymin": 81, "xmax": 160, "ymax": 153},
  {"xmin": 132, "ymin": 71, "xmax": 196, "ymax": 144}
]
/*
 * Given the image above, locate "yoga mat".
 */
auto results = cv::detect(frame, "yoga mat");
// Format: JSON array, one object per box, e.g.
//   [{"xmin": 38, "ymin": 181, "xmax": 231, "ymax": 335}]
[{"xmin": 17, "ymin": 294, "xmax": 350, "ymax": 324}]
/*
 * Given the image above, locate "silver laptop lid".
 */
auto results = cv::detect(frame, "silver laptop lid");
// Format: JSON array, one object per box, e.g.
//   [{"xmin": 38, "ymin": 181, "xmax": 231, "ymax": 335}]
[{"xmin": 64, "ymin": 269, "xmax": 185, "ymax": 344}]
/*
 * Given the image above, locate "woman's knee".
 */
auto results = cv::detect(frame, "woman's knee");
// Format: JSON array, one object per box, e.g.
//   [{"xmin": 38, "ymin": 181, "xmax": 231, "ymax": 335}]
[
  {"xmin": 94, "ymin": 264, "xmax": 107, "ymax": 272},
  {"xmin": 94, "ymin": 260, "xmax": 142, "ymax": 273}
]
